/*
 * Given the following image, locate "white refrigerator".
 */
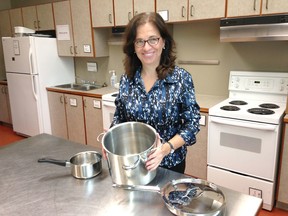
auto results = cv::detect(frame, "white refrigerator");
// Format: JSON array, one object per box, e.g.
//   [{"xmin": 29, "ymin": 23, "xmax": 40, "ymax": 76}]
[{"xmin": 2, "ymin": 36, "xmax": 75, "ymax": 137}]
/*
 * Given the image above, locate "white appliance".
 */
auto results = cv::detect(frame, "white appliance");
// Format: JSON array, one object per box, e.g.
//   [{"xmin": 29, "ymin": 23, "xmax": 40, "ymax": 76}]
[
  {"xmin": 102, "ymin": 91, "xmax": 118, "ymax": 130},
  {"xmin": 2, "ymin": 36, "xmax": 75, "ymax": 137},
  {"xmin": 207, "ymin": 71, "xmax": 288, "ymax": 211}
]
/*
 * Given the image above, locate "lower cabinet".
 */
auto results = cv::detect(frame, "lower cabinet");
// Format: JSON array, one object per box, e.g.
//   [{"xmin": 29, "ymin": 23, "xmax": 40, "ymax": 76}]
[
  {"xmin": 276, "ymin": 120, "xmax": 288, "ymax": 210},
  {"xmin": 48, "ymin": 91, "xmax": 103, "ymax": 147},
  {"xmin": 185, "ymin": 112, "xmax": 208, "ymax": 180},
  {"xmin": 83, "ymin": 96, "xmax": 103, "ymax": 148},
  {"xmin": 0, "ymin": 84, "xmax": 12, "ymax": 124}
]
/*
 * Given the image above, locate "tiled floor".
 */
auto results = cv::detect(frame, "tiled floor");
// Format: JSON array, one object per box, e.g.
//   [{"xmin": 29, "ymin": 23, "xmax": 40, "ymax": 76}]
[{"xmin": 0, "ymin": 124, "xmax": 288, "ymax": 215}]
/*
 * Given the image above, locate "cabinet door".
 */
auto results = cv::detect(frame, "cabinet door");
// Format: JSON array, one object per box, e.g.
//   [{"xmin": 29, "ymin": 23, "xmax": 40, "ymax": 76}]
[
  {"xmin": 70, "ymin": 0, "xmax": 94, "ymax": 57},
  {"xmin": 22, "ymin": 6, "xmax": 38, "ymax": 30},
  {"xmin": 0, "ymin": 85, "xmax": 11, "ymax": 124},
  {"xmin": 47, "ymin": 91, "xmax": 68, "ymax": 139},
  {"xmin": 134, "ymin": 0, "xmax": 155, "ymax": 15},
  {"xmin": 53, "ymin": 1, "xmax": 75, "ymax": 57},
  {"xmin": 277, "ymin": 124, "xmax": 288, "ymax": 205},
  {"xmin": 114, "ymin": 0, "xmax": 133, "ymax": 26},
  {"xmin": 185, "ymin": 113, "xmax": 208, "ymax": 180},
  {"xmin": 0, "ymin": 10, "xmax": 12, "ymax": 37},
  {"xmin": 262, "ymin": 0, "xmax": 288, "ymax": 15},
  {"xmin": 227, "ymin": 0, "xmax": 261, "ymax": 17},
  {"xmin": 188, "ymin": 0, "xmax": 225, "ymax": 21},
  {"xmin": 65, "ymin": 94, "xmax": 86, "ymax": 144},
  {"xmin": 9, "ymin": 8, "xmax": 23, "ymax": 33},
  {"xmin": 156, "ymin": 0, "xmax": 187, "ymax": 23},
  {"xmin": 84, "ymin": 97, "xmax": 103, "ymax": 148},
  {"xmin": 91, "ymin": 0, "xmax": 114, "ymax": 27},
  {"xmin": 36, "ymin": 3, "xmax": 54, "ymax": 30}
]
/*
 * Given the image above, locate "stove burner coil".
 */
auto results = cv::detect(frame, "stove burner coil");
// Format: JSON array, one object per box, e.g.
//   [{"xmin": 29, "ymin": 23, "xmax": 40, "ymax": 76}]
[
  {"xmin": 220, "ymin": 105, "xmax": 240, "ymax": 111},
  {"xmin": 247, "ymin": 108, "xmax": 275, "ymax": 115},
  {"xmin": 259, "ymin": 103, "xmax": 279, "ymax": 109},
  {"xmin": 229, "ymin": 100, "xmax": 248, "ymax": 105}
]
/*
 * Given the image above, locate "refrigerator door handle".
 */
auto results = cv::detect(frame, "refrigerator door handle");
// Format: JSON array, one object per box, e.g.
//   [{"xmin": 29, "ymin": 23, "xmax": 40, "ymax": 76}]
[
  {"xmin": 31, "ymin": 75, "xmax": 38, "ymax": 101},
  {"xmin": 29, "ymin": 47, "xmax": 36, "ymax": 75}
]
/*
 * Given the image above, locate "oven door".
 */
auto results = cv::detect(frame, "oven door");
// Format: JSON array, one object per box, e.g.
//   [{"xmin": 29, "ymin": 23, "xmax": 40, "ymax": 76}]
[
  {"xmin": 102, "ymin": 100, "xmax": 116, "ymax": 131},
  {"xmin": 207, "ymin": 116, "xmax": 280, "ymax": 181}
]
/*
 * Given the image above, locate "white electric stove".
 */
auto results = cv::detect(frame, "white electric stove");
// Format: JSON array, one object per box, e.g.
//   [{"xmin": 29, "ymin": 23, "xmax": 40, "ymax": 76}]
[{"xmin": 208, "ymin": 71, "xmax": 288, "ymax": 211}]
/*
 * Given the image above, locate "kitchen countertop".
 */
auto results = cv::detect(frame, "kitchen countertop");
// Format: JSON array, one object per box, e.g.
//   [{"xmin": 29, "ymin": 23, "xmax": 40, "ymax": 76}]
[
  {"xmin": 0, "ymin": 80, "xmax": 7, "ymax": 85},
  {"xmin": 47, "ymin": 85, "xmax": 226, "ymax": 112},
  {"xmin": 284, "ymin": 114, "xmax": 288, "ymax": 123},
  {"xmin": 0, "ymin": 134, "xmax": 262, "ymax": 216}
]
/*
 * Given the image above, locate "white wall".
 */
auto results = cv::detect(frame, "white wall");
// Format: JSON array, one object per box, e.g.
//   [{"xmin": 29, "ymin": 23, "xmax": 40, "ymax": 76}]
[{"xmin": 76, "ymin": 20, "xmax": 288, "ymax": 97}]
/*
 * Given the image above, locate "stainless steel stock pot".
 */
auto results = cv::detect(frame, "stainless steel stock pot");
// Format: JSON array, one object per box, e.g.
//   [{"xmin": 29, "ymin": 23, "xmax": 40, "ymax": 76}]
[{"xmin": 101, "ymin": 122, "xmax": 157, "ymax": 185}]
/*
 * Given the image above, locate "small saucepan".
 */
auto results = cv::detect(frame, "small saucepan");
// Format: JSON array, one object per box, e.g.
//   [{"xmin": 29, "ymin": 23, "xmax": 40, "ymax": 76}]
[{"xmin": 38, "ymin": 151, "xmax": 102, "ymax": 179}]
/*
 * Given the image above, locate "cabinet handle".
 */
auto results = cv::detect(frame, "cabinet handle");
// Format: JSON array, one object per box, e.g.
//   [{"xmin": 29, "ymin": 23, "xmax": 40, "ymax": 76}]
[
  {"xmin": 109, "ymin": 14, "xmax": 112, "ymax": 23},
  {"xmin": 253, "ymin": 0, "xmax": 257, "ymax": 11},
  {"xmin": 38, "ymin": 20, "xmax": 40, "ymax": 29},
  {"xmin": 34, "ymin": 21, "xmax": 37, "ymax": 29},
  {"xmin": 182, "ymin": 6, "xmax": 186, "ymax": 18},
  {"xmin": 128, "ymin": 12, "xmax": 132, "ymax": 21},
  {"xmin": 190, "ymin": 5, "xmax": 194, "ymax": 17},
  {"xmin": 266, "ymin": 0, "xmax": 269, "ymax": 9},
  {"xmin": 74, "ymin": 46, "xmax": 78, "ymax": 54},
  {"xmin": 1, "ymin": 86, "xmax": 4, "ymax": 94},
  {"xmin": 70, "ymin": 46, "xmax": 74, "ymax": 54},
  {"xmin": 60, "ymin": 95, "xmax": 64, "ymax": 104}
]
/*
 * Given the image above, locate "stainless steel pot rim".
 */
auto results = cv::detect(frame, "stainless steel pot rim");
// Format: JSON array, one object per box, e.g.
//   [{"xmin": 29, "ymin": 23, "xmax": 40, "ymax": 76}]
[
  {"xmin": 70, "ymin": 151, "xmax": 102, "ymax": 165},
  {"xmin": 102, "ymin": 121, "xmax": 157, "ymax": 156}
]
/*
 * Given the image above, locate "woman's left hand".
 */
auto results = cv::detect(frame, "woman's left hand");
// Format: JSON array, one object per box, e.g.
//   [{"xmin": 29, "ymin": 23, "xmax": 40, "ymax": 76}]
[{"xmin": 145, "ymin": 134, "xmax": 168, "ymax": 171}]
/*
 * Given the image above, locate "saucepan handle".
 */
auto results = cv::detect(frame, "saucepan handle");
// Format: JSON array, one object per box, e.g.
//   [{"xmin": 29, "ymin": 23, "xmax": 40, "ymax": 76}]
[
  {"xmin": 112, "ymin": 183, "xmax": 161, "ymax": 193},
  {"xmin": 38, "ymin": 158, "xmax": 70, "ymax": 167}
]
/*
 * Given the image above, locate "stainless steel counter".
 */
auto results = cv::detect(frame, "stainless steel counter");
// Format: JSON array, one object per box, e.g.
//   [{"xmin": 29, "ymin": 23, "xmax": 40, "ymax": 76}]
[{"xmin": 0, "ymin": 134, "xmax": 262, "ymax": 216}]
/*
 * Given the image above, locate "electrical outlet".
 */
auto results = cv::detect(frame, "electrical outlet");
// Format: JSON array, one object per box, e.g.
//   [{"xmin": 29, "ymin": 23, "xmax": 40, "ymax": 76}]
[{"xmin": 249, "ymin": 187, "xmax": 262, "ymax": 198}]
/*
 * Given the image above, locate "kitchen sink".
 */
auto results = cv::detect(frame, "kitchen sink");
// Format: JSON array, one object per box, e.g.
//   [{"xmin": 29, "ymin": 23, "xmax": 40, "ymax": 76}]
[{"xmin": 55, "ymin": 83, "xmax": 102, "ymax": 91}]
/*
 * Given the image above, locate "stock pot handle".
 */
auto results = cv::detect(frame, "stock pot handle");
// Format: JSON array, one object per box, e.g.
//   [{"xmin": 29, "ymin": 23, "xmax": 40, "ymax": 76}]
[
  {"xmin": 97, "ymin": 132, "xmax": 105, "ymax": 142},
  {"xmin": 122, "ymin": 156, "xmax": 140, "ymax": 170}
]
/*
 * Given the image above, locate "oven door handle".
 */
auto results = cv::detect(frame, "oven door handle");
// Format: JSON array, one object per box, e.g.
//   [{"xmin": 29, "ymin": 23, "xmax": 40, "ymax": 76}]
[
  {"xmin": 210, "ymin": 118, "xmax": 277, "ymax": 131},
  {"xmin": 102, "ymin": 101, "xmax": 116, "ymax": 108}
]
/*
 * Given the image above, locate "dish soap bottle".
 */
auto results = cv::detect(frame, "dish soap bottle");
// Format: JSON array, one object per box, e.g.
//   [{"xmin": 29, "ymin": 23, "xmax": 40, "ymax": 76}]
[{"xmin": 109, "ymin": 70, "xmax": 117, "ymax": 87}]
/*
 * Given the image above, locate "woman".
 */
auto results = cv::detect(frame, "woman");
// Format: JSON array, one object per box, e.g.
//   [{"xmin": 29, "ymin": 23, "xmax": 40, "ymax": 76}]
[{"xmin": 110, "ymin": 12, "xmax": 200, "ymax": 174}]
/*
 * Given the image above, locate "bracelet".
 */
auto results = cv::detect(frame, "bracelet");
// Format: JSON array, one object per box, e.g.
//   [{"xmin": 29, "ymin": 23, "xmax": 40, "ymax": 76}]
[{"xmin": 166, "ymin": 141, "xmax": 175, "ymax": 153}]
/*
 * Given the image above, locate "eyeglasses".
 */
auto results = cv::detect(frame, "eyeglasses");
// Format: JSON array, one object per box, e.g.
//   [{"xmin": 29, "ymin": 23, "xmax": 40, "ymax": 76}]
[{"xmin": 134, "ymin": 37, "xmax": 160, "ymax": 48}]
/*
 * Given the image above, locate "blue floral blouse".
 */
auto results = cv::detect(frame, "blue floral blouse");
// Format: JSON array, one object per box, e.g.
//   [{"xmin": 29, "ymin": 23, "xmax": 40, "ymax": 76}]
[{"xmin": 111, "ymin": 65, "xmax": 201, "ymax": 168}]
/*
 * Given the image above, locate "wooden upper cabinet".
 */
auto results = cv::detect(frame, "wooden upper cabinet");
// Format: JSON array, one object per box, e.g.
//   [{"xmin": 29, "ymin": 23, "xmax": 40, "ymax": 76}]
[
  {"xmin": 36, "ymin": 4, "xmax": 54, "ymax": 30},
  {"xmin": 54, "ymin": 0, "xmax": 95, "ymax": 57},
  {"xmin": 91, "ymin": 0, "xmax": 114, "ymax": 27},
  {"xmin": 156, "ymin": 0, "xmax": 188, "ymax": 23},
  {"xmin": 188, "ymin": 0, "xmax": 225, "ymax": 20},
  {"xmin": 70, "ymin": 0, "xmax": 94, "ymax": 57},
  {"xmin": 114, "ymin": 0, "xmax": 133, "ymax": 26},
  {"xmin": 0, "ymin": 10, "xmax": 12, "ymax": 37},
  {"xmin": 227, "ymin": 0, "xmax": 261, "ymax": 17},
  {"xmin": 22, "ymin": 3, "xmax": 54, "ymax": 31},
  {"xmin": 134, "ymin": 0, "xmax": 155, "ymax": 15},
  {"xmin": 53, "ymin": 0, "xmax": 75, "ymax": 57},
  {"xmin": 9, "ymin": 8, "xmax": 23, "ymax": 34},
  {"xmin": 261, "ymin": 0, "xmax": 288, "ymax": 15}
]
